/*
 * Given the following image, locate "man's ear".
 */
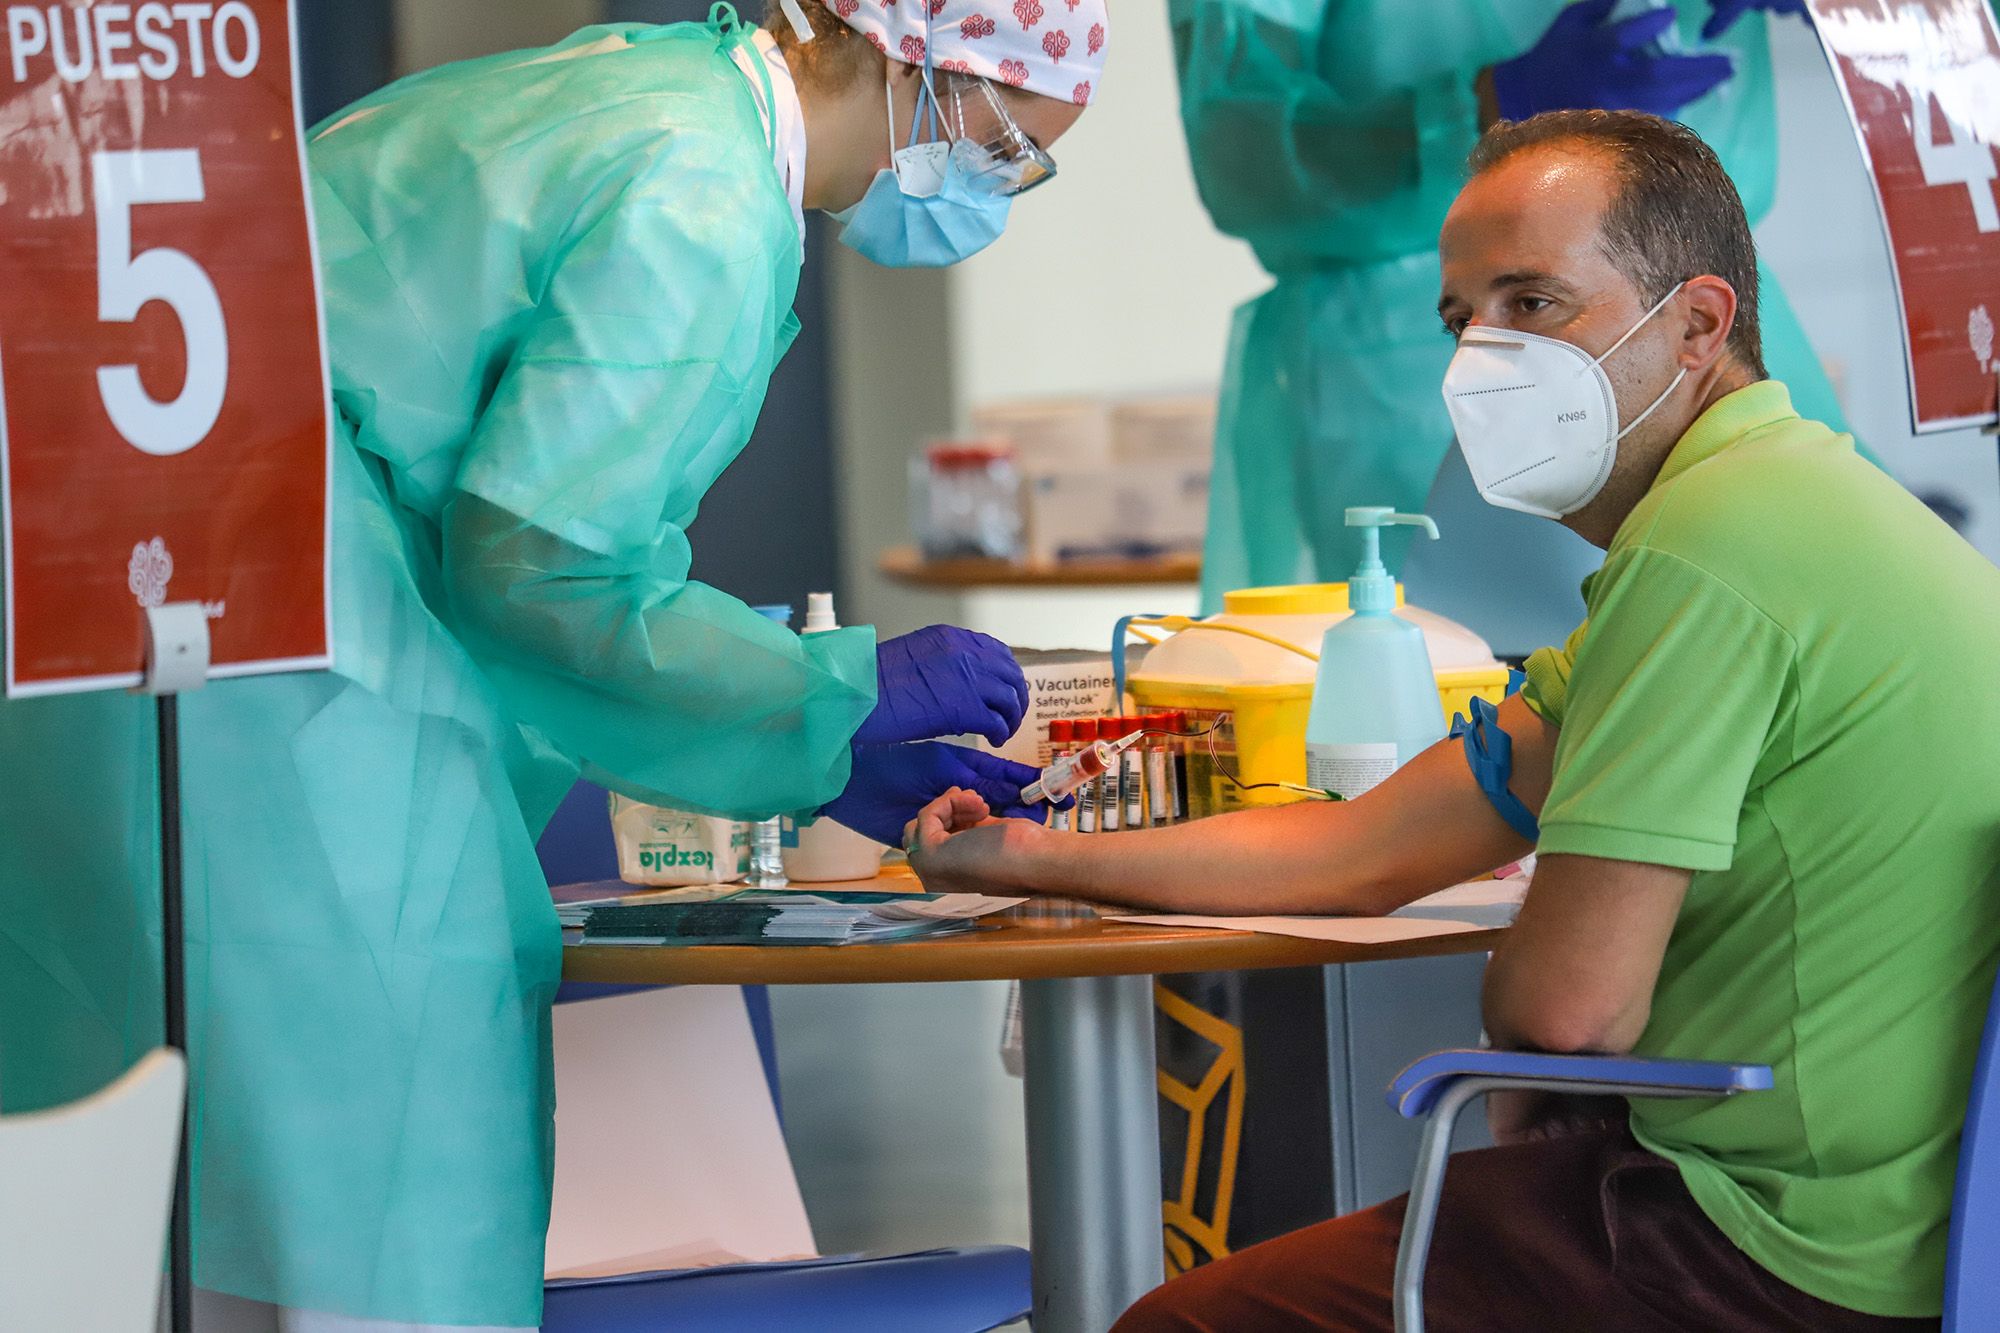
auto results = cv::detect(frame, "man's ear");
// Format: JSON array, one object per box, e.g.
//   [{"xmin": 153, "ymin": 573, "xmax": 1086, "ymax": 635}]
[{"xmin": 1677, "ymin": 275, "xmax": 1738, "ymax": 371}]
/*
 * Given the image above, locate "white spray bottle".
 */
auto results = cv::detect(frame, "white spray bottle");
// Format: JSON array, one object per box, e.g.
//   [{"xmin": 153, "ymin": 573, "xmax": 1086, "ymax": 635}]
[
  {"xmin": 1304, "ymin": 508, "xmax": 1446, "ymax": 800},
  {"xmin": 783, "ymin": 592, "xmax": 891, "ymax": 881}
]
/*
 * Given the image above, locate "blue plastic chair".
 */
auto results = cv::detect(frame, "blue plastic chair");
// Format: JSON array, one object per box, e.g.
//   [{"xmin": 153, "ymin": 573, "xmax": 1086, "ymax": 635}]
[
  {"xmin": 1387, "ymin": 966, "xmax": 2000, "ymax": 1333},
  {"xmin": 538, "ymin": 781, "xmax": 1033, "ymax": 1332}
]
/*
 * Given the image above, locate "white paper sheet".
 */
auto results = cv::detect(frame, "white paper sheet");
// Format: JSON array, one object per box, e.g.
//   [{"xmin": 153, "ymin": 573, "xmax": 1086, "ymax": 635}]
[
  {"xmin": 1392, "ymin": 874, "xmax": 1530, "ymax": 928},
  {"xmin": 867, "ymin": 893, "xmax": 1027, "ymax": 921},
  {"xmin": 1105, "ymin": 912, "xmax": 1488, "ymax": 944},
  {"xmin": 545, "ymin": 986, "xmax": 816, "ymax": 1280}
]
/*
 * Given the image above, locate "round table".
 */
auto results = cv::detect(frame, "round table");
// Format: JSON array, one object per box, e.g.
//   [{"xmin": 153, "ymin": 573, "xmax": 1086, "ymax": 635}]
[
  {"xmin": 564, "ymin": 908, "xmax": 1497, "ymax": 985},
  {"xmin": 564, "ymin": 903, "xmax": 1500, "ymax": 1333}
]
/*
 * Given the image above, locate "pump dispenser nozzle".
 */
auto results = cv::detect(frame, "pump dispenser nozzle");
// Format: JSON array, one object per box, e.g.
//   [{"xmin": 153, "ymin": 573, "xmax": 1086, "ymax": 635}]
[{"xmin": 1343, "ymin": 508, "xmax": 1439, "ymax": 614}]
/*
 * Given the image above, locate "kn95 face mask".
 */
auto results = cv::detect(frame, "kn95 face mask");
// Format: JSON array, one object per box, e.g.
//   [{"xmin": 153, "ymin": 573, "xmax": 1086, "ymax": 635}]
[{"xmin": 1440, "ymin": 284, "xmax": 1688, "ymax": 519}]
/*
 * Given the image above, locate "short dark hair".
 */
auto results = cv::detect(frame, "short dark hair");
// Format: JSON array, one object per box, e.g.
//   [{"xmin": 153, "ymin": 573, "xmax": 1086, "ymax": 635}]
[{"xmin": 1468, "ymin": 110, "xmax": 1766, "ymax": 379}]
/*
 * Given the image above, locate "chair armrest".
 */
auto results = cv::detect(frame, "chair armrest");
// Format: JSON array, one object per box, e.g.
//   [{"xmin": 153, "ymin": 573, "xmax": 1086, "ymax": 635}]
[
  {"xmin": 1386, "ymin": 1050, "xmax": 1771, "ymax": 1333},
  {"xmin": 1388, "ymin": 1049, "xmax": 1773, "ymax": 1119}
]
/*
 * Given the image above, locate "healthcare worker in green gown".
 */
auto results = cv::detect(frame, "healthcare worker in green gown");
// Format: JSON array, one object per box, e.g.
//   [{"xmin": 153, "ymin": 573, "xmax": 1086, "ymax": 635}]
[
  {"xmin": 1173, "ymin": 0, "xmax": 1851, "ymax": 611},
  {"xmin": 0, "ymin": 0, "xmax": 1108, "ymax": 1327}
]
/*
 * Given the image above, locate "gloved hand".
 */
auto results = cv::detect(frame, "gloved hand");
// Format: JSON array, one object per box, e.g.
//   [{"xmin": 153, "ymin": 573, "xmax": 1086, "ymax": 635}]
[
  {"xmin": 821, "ymin": 741, "xmax": 1054, "ymax": 847},
  {"xmin": 1702, "ymin": 0, "xmax": 1809, "ymax": 40},
  {"xmin": 855, "ymin": 625, "xmax": 1030, "ymax": 747},
  {"xmin": 1493, "ymin": 0, "xmax": 1737, "ymax": 122}
]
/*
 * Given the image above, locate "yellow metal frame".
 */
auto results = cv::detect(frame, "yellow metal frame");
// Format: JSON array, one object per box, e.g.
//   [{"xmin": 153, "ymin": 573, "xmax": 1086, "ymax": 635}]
[{"xmin": 1155, "ymin": 981, "xmax": 1248, "ymax": 1276}]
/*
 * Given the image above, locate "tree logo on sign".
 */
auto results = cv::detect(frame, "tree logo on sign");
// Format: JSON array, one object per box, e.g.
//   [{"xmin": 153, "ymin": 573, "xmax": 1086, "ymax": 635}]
[{"xmin": 127, "ymin": 537, "xmax": 174, "ymax": 608}]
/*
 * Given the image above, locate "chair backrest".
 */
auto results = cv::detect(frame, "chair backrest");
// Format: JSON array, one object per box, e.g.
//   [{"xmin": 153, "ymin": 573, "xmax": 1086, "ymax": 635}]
[
  {"xmin": 538, "ymin": 778, "xmax": 621, "ymax": 886},
  {"xmin": 0, "ymin": 1049, "xmax": 186, "ymax": 1333},
  {"xmin": 1946, "ymin": 967, "xmax": 2000, "ymax": 1330}
]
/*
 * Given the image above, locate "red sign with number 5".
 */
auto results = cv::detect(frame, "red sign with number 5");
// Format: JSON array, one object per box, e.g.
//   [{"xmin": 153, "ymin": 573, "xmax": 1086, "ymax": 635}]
[
  {"xmin": 1809, "ymin": 0, "xmax": 2000, "ymax": 433},
  {"xmin": 0, "ymin": 0, "xmax": 329, "ymax": 696}
]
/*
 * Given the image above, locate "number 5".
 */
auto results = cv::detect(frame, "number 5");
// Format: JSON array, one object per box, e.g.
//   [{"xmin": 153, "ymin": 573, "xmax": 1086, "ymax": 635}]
[{"xmin": 93, "ymin": 150, "xmax": 229, "ymax": 456}]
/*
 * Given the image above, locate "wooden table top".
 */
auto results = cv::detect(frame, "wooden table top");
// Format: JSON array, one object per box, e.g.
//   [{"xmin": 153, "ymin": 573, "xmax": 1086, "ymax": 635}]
[
  {"xmin": 877, "ymin": 546, "xmax": 1201, "ymax": 589},
  {"xmin": 561, "ymin": 901, "xmax": 1501, "ymax": 987}
]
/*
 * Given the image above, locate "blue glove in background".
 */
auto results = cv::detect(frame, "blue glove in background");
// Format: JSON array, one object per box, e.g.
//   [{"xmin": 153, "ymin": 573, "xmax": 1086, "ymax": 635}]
[
  {"xmin": 856, "ymin": 625, "xmax": 1030, "ymax": 747},
  {"xmin": 1702, "ymin": 0, "xmax": 1808, "ymax": 40},
  {"xmin": 821, "ymin": 741, "xmax": 1053, "ymax": 847},
  {"xmin": 1494, "ymin": 0, "xmax": 1737, "ymax": 122}
]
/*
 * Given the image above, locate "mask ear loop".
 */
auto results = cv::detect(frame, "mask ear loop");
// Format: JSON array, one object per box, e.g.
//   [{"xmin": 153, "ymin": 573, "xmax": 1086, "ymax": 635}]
[
  {"xmin": 888, "ymin": 10, "xmax": 946, "ymax": 177},
  {"xmin": 1589, "ymin": 281, "xmax": 1687, "ymax": 372},
  {"xmin": 777, "ymin": 0, "xmax": 813, "ymax": 40},
  {"xmin": 1615, "ymin": 365, "xmax": 1689, "ymax": 441},
  {"xmin": 884, "ymin": 72, "xmax": 901, "ymax": 158},
  {"xmin": 891, "ymin": 70, "xmax": 938, "ymax": 153},
  {"xmin": 1598, "ymin": 283, "xmax": 1693, "ymax": 441},
  {"xmin": 920, "ymin": 6, "xmax": 941, "ymax": 145}
]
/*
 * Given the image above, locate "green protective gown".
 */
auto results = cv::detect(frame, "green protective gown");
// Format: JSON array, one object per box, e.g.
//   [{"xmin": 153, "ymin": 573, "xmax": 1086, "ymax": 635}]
[
  {"xmin": 1174, "ymin": 0, "xmax": 1856, "ymax": 609},
  {"xmin": 0, "ymin": 17, "xmax": 871, "ymax": 1326}
]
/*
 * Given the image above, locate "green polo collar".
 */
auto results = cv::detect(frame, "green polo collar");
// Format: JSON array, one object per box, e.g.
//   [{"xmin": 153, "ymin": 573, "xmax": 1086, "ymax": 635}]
[{"xmin": 1651, "ymin": 379, "xmax": 1798, "ymax": 491}]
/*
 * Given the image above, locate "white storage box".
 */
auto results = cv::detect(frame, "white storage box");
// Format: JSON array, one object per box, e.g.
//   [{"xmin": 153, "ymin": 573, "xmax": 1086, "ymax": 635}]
[
  {"xmin": 1020, "ymin": 462, "xmax": 1209, "ymax": 567},
  {"xmin": 969, "ymin": 398, "xmax": 1113, "ymax": 469},
  {"xmin": 1111, "ymin": 394, "xmax": 1217, "ymax": 466}
]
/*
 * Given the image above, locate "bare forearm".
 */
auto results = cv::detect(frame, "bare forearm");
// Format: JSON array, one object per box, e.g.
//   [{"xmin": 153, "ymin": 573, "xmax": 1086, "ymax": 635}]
[
  {"xmin": 1010, "ymin": 727, "xmax": 1536, "ymax": 915},
  {"xmin": 1010, "ymin": 801, "xmax": 1405, "ymax": 915}
]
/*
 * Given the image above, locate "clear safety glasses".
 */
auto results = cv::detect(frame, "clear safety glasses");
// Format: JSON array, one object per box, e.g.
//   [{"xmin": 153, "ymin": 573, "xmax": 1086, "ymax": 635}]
[
  {"xmin": 938, "ymin": 73, "xmax": 1058, "ymax": 196},
  {"xmin": 888, "ymin": 63, "xmax": 1056, "ymax": 197},
  {"xmin": 890, "ymin": 64, "xmax": 1059, "ymax": 198}
]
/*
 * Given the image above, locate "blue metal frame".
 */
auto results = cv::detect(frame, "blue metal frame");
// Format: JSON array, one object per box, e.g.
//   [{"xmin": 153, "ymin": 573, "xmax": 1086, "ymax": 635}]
[
  {"xmin": 1389, "ymin": 1048, "xmax": 1771, "ymax": 1118},
  {"xmin": 1382, "ymin": 1049, "xmax": 1772, "ymax": 1333},
  {"xmin": 1388, "ymin": 974, "xmax": 2000, "ymax": 1333}
]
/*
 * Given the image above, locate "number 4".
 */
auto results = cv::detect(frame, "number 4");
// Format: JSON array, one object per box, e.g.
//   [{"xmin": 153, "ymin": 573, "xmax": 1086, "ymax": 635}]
[
  {"xmin": 93, "ymin": 150, "xmax": 229, "ymax": 456},
  {"xmin": 1913, "ymin": 96, "xmax": 2000, "ymax": 234}
]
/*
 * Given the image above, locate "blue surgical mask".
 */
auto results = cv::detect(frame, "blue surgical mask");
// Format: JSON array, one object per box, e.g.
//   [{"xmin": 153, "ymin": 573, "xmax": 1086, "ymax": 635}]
[{"xmin": 832, "ymin": 71, "xmax": 1012, "ymax": 268}]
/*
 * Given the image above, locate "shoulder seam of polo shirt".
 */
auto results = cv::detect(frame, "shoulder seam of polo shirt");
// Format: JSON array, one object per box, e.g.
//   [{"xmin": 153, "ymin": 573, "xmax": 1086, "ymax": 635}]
[{"xmin": 1535, "ymin": 545, "xmax": 1802, "ymax": 871}]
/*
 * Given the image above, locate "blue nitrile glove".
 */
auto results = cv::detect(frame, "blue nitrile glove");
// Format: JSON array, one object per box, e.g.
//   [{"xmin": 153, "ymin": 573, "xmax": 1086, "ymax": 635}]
[
  {"xmin": 1494, "ymin": 0, "xmax": 1737, "ymax": 121},
  {"xmin": 1702, "ymin": 0, "xmax": 1809, "ymax": 40},
  {"xmin": 855, "ymin": 625, "xmax": 1030, "ymax": 747},
  {"xmin": 821, "ymin": 741, "xmax": 1054, "ymax": 847}
]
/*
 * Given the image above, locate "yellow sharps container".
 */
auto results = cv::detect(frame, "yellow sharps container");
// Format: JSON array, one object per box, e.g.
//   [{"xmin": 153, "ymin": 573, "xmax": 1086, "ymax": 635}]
[{"xmin": 1126, "ymin": 584, "xmax": 1509, "ymax": 813}]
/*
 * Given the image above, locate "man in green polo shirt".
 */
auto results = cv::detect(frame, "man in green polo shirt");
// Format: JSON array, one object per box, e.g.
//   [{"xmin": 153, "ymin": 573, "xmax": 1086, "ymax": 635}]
[{"xmin": 908, "ymin": 109, "xmax": 2000, "ymax": 1327}]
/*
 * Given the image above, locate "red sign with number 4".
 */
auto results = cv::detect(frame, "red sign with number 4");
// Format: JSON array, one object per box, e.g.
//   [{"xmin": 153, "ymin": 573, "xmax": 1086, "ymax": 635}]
[
  {"xmin": 0, "ymin": 0, "xmax": 329, "ymax": 696},
  {"xmin": 1809, "ymin": 0, "xmax": 2000, "ymax": 433}
]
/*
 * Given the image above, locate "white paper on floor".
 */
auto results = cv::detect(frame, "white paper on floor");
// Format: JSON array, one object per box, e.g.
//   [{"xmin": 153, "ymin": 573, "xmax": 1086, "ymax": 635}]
[{"xmin": 546, "ymin": 986, "xmax": 815, "ymax": 1281}]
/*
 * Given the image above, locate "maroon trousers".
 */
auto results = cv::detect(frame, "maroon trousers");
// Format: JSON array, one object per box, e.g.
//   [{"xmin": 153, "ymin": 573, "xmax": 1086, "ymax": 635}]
[{"xmin": 1113, "ymin": 1127, "xmax": 1938, "ymax": 1332}]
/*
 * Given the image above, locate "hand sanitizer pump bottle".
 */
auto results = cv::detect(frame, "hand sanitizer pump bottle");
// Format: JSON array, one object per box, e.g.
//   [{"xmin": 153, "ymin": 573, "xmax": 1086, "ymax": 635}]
[{"xmin": 1304, "ymin": 508, "xmax": 1446, "ymax": 800}]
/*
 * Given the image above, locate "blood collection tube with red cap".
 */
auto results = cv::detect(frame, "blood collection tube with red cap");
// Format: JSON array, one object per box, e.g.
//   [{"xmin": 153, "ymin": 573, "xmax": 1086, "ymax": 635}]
[
  {"xmin": 1168, "ymin": 710, "xmax": 1193, "ymax": 820},
  {"xmin": 1046, "ymin": 719, "xmax": 1076, "ymax": 830},
  {"xmin": 1116, "ymin": 716, "xmax": 1144, "ymax": 829},
  {"xmin": 1021, "ymin": 724, "xmax": 1144, "ymax": 808},
  {"xmin": 1142, "ymin": 713, "xmax": 1173, "ymax": 826}
]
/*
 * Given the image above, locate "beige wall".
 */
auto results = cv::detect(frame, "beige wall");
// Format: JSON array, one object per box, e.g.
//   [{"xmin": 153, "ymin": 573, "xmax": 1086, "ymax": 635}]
[
  {"xmin": 943, "ymin": 7, "xmax": 1266, "ymax": 408},
  {"xmin": 394, "ymin": 0, "xmax": 600, "ymax": 73},
  {"xmin": 832, "ymin": 6, "xmax": 1266, "ymax": 642}
]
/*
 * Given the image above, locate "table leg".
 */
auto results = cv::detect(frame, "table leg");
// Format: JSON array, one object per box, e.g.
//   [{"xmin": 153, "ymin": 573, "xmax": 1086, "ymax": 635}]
[{"xmin": 1021, "ymin": 975, "xmax": 1165, "ymax": 1333}]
